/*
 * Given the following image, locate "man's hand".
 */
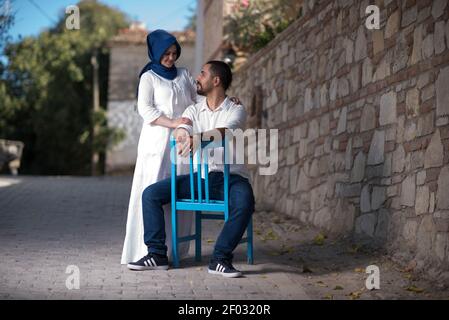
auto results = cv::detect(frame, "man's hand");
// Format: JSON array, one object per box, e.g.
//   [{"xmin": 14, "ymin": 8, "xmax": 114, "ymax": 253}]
[{"xmin": 174, "ymin": 128, "xmax": 193, "ymax": 157}]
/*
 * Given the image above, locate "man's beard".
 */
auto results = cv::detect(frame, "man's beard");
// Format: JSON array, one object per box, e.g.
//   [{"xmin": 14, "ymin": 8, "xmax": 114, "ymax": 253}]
[{"xmin": 196, "ymin": 82, "xmax": 208, "ymax": 96}]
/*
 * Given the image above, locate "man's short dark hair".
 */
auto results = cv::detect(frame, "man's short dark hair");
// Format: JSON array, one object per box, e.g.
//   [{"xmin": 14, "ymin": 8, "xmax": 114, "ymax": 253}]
[{"xmin": 206, "ymin": 60, "xmax": 233, "ymax": 91}]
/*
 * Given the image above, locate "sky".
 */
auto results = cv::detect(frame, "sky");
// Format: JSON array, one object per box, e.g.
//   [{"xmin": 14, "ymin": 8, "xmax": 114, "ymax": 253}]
[{"xmin": 9, "ymin": 0, "xmax": 196, "ymax": 41}]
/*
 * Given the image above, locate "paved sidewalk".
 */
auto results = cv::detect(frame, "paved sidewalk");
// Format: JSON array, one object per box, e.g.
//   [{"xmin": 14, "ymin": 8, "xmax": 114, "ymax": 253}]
[
  {"xmin": 1, "ymin": 175, "xmax": 448, "ymax": 300},
  {"xmin": 0, "ymin": 175, "xmax": 309, "ymax": 300}
]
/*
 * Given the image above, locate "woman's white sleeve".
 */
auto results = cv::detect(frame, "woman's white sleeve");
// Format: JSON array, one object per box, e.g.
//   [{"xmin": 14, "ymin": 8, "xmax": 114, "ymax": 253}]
[
  {"xmin": 185, "ymin": 68, "xmax": 201, "ymax": 103},
  {"xmin": 137, "ymin": 73, "xmax": 162, "ymax": 124}
]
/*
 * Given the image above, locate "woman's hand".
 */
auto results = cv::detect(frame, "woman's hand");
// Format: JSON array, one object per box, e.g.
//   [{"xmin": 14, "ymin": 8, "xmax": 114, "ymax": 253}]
[
  {"xmin": 171, "ymin": 117, "xmax": 192, "ymax": 128},
  {"xmin": 230, "ymin": 96, "xmax": 241, "ymax": 105}
]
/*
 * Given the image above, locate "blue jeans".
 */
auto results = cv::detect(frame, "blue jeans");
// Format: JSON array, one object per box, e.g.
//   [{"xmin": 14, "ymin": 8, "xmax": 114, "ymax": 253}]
[{"xmin": 142, "ymin": 171, "xmax": 254, "ymax": 261}]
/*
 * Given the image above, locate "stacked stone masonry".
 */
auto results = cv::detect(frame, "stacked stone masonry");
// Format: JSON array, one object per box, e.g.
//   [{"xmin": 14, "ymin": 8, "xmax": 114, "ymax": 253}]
[{"xmin": 230, "ymin": 0, "xmax": 449, "ymax": 277}]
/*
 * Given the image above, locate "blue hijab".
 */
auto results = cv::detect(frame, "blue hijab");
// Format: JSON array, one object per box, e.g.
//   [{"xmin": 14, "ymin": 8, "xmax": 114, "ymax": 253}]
[{"xmin": 137, "ymin": 30, "xmax": 181, "ymax": 96}]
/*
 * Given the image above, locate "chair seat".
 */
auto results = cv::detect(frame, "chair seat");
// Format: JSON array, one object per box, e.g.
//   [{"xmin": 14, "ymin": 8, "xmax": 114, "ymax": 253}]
[
  {"xmin": 175, "ymin": 200, "xmax": 226, "ymax": 212},
  {"xmin": 177, "ymin": 199, "xmax": 225, "ymax": 204}
]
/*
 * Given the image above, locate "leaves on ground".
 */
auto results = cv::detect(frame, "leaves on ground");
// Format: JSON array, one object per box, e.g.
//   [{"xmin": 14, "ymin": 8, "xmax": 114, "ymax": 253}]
[
  {"xmin": 403, "ymin": 260, "xmax": 417, "ymax": 273},
  {"xmin": 313, "ymin": 233, "xmax": 326, "ymax": 246},
  {"xmin": 347, "ymin": 244, "xmax": 361, "ymax": 254},
  {"xmin": 333, "ymin": 285, "xmax": 344, "ymax": 290},
  {"xmin": 272, "ymin": 217, "xmax": 281, "ymax": 224},
  {"xmin": 279, "ymin": 244, "xmax": 295, "ymax": 255},
  {"xmin": 260, "ymin": 229, "xmax": 279, "ymax": 241},
  {"xmin": 206, "ymin": 239, "xmax": 214, "ymax": 244},
  {"xmin": 354, "ymin": 268, "xmax": 365, "ymax": 273},
  {"xmin": 322, "ymin": 294, "xmax": 333, "ymax": 300},
  {"xmin": 347, "ymin": 290, "xmax": 363, "ymax": 300},
  {"xmin": 316, "ymin": 281, "xmax": 328, "ymax": 287},
  {"xmin": 302, "ymin": 265, "xmax": 313, "ymax": 273},
  {"xmin": 406, "ymin": 285, "xmax": 425, "ymax": 293}
]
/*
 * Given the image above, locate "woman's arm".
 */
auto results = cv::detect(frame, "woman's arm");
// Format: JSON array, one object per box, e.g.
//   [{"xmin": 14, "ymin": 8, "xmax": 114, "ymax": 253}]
[
  {"xmin": 152, "ymin": 115, "xmax": 192, "ymax": 129},
  {"xmin": 137, "ymin": 72, "xmax": 191, "ymax": 128}
]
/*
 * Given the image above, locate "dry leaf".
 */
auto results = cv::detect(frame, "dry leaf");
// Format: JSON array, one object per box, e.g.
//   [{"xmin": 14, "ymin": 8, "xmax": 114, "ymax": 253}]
[
  {"xmin": 206, "ymin": 239, "xmax": 214, "ymax": 244},
  {"xmin": 322, "ymin": 294, "xmax": 333, "ymax": 300},
  {"xmin": 265, "ymin": 229, "xmax": 278, "ymax": 240},
  {"xmin": 348, "ymin": 245, "xmax": 361, "ymax": 254},
  {"xmin": 313, "ymin": 233, "xmax": 326, "ymax": 246},
  {"xmin": 354, "ymin": 268, "xmax": 364, "ymax": 273},
  {"xmin": 348, "ymin": 291, "xmax": 362, "ymax": 300},
  {"xmin": 279, "ymin": 244, "xmax": 294, "ymax": 255},
  {"xmin": 334, "ymin": 285, "xmax": 344, "ymax": 290},
  {"xmin": 302, "ymin": 265, "xmax": 313, "ymax": 273},
  {"xmin": 403, "ymin": 260, "xmax": 417, "ymax": 272},
  {"xmin": 406, "ymin": 285, "xmax": 425, "ymax": 293}
]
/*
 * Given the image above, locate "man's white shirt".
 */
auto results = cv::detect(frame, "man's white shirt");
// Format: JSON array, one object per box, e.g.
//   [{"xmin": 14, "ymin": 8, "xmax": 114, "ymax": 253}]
[{"xmin": 176, "ymin": 96, "xmax": 251, "ymax": 181}]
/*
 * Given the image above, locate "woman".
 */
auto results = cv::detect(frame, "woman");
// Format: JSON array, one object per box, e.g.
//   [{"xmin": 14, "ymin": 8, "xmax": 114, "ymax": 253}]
[{"xmin": 120, "ymin": 30, "xmax": 198, "ymax": 264}]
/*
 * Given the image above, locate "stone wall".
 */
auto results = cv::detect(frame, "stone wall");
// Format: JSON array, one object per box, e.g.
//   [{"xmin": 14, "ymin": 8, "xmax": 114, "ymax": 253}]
[{"xmin": 230, "ymin": 0, "xmax": 449, "ymax": 278}]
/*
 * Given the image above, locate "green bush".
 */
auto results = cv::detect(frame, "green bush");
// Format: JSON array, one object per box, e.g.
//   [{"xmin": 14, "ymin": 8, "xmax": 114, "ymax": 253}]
[{"xmin": 224, "ymin": 0, "xmax": 303, "ymax": 54}]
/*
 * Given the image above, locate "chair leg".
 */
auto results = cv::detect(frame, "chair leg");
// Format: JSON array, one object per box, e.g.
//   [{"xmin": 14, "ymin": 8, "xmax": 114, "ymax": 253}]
[
  {"xmin": 195, "ymin": 211, "xmax": 202, "ymax": 262},
  {"xmin": 247, "ymin": 217, "xmax": 254, "ymax": 265},
  {"xmin": 172, "ymin": 209, "xmax": 179, "ymax": 268}
]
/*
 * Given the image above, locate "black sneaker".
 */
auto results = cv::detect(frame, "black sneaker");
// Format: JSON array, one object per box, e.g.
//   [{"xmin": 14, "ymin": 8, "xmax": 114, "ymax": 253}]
[
  {"xmin": 208, "ymin": 259, "xmax": 242, "ymax": 278},
  {"xmin": 127, "ymin": 253, "xmax": 169, "ymax": 271}
]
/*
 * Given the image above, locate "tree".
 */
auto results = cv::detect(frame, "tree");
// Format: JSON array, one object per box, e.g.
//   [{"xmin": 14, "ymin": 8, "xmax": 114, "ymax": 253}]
[
  {"xmin": 224, "ymin": 0, "xmax": 303, "ymax": 54},
  {"xmin": 0, "ymin": 0, "xmax": 14, "ymax": 51},
  {"xmin": 184, "ymin": 4, "xmax": 196, "ymax": 31},
  {"xmin": 0, "ymin": 0, "xmax": 128, "ymax": 175}
]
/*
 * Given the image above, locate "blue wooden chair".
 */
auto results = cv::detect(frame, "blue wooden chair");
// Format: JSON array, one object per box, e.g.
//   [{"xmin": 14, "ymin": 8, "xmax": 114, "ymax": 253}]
[{"xmin": 170, "ymin": 135, "xmax": 253, "ymax": 268}]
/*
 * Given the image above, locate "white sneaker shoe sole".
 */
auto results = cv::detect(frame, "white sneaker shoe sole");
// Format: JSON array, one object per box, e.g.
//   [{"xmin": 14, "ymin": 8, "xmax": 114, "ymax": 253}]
[
  {"xmin": 208, "ymin": 268, "xmax": 242, "ymax": 278},
  {"xmin": 127, "ymin": 264, "xmax": 169, "ymax": 271}
]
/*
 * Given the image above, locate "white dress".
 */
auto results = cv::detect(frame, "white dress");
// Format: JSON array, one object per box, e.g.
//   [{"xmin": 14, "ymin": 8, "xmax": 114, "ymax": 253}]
[{"xmin": 121, "ymin": 67, "xmax": 199, "ymax": 264}]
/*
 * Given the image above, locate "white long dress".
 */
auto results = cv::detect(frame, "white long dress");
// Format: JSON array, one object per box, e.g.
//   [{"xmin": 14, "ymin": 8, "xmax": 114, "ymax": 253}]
[{"xmin": 121, "ymin": 67, "xmax": 198, "ymax": 264}]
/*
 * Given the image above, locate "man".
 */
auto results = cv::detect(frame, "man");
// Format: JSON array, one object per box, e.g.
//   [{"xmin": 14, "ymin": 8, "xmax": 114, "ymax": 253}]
[{"xmin": 127, "ymin": 60, "xmax": 255, "ymax": 278}]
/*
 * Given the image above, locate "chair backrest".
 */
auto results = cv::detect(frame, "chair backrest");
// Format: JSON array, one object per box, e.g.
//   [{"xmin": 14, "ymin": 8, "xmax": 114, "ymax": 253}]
[{"xmin": 170, "ymin": 135, "xmax": 230, "ymax": 204}]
